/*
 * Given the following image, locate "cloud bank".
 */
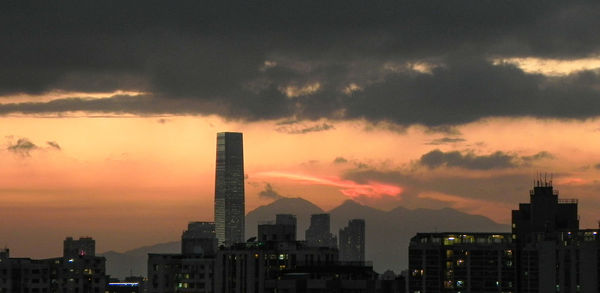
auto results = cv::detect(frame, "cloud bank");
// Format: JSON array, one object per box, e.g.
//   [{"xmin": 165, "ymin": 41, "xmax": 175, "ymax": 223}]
[{"xmin": 1, "ymin": 1, "xmax": 600, "ymax": 126}]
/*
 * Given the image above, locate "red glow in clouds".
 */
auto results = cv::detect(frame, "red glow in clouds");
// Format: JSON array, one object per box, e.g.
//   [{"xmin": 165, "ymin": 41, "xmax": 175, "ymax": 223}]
[{"xmin": 255, "ymin": 171, "xmax": 403, "ymax": 199}]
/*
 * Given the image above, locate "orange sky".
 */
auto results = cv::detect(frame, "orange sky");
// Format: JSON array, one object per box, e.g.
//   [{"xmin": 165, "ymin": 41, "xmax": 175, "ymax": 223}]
[{"xmin": 2, "ymin": 113, "xmax": 600, "ymax": 258}]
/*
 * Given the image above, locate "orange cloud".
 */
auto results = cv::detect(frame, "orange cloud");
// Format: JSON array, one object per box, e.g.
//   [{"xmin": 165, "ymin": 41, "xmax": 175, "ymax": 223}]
[{"xmin": 254, "ymin": 171, "xmax": 403, "ymax": 199}]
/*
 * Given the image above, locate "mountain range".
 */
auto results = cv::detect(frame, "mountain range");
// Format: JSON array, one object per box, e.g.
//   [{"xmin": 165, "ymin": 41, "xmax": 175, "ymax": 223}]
[{"xmin": 101, "ymin": 197, "xmax": 508, "ymax": 279}]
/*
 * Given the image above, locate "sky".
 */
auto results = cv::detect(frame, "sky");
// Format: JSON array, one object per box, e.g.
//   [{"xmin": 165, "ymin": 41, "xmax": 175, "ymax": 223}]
[{"xmin": 2, "ymin": 0, "xmax": 600, "ymax": 258}]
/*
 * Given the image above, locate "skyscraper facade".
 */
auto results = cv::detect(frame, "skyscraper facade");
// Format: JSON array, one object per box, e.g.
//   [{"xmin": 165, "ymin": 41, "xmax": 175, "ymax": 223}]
[
  {"xmin": 214, "ymin": 132, "xmax": 245, "ymax": 246},
  {"xmin": 339, "ymin": 219, "xmax": 366, "ymax": 262},
  {"xmin": 305, "ymin": 214, "xmax": 337, "ymax": 248}
]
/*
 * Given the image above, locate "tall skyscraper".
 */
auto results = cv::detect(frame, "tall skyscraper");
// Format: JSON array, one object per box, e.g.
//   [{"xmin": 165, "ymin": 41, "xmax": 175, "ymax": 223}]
[
  {"xmin": 214, "ymin": 132, "xmax": 245, "ymax": 246},
  {"xmin": 339, "ymin": 219, "xmax": 365, "ymax": 262}
]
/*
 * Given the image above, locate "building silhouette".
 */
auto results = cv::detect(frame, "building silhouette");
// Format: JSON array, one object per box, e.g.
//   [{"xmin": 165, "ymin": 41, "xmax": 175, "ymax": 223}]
[
  {"xmin": 305, "ymin": 214, "xmax": 337, "ymax": 248},
  {"xmin": 258, "ymin": 214, "xmax": 297, "ymax": 242},
  {"xmin": 147, "ymin": 214, "xmax": 395, "ymax": 293},
  {"xmin": 148, "ymin": 223, "xmax": 217, "ymax": 293},
  {"xmin": 339, "ymin": 219, "xmax": 366, "ymax": 262},
  {"xmin": 181, "ymin": 221, "xmax": 218, "ymax": 257},
  {"xmin": 512, "ymin": 180, "xmax": 596, "ymax": 293},
  {"xmin": 215, "ymin": 215, "xmax": 390, "ymax": 293},
  {"xmin": 409, "ymin": 233, "xmax": 516, "ymax": 292},
  {"xmin": 64, "ymin": 236, "xmax": 95, "ymax": 258},
  {"xmin": 0, "ymin": 237, "xmax": 107, "ymax": 293},
  {"xmin": 408, "ymin": 179, "xmax": 600, "ymax": 293},
  {"xmin": 214, "ymin": 132, "xmax": 245, "ymax": 247}
]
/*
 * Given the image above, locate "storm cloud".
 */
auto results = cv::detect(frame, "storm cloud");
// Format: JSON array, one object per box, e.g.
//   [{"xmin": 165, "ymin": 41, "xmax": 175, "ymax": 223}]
[
  {"xmin": 419, "ymin": 149, "xmax": 553, "ymax": 170},
  {"xmin": 2, "ymin": 1, "xmax": 600, "ymax": 125}
]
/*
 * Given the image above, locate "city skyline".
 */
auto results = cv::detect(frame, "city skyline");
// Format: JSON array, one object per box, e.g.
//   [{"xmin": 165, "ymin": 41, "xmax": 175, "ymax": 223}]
[{"xmin": 2, "ymin": 1, "xmax": 600, "ymax": 261}]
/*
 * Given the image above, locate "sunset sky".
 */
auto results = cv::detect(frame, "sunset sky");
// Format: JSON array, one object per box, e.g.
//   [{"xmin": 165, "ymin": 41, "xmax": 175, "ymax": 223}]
[{"xmin": 2, "ymin": 1, "xmax": 600, "ymax": 258}]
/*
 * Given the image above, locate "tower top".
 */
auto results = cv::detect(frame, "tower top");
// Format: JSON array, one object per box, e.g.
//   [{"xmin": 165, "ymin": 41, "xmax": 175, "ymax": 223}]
[{"xmin": 533, "ymin": 172, "xmax": 553, "ymax": 188}]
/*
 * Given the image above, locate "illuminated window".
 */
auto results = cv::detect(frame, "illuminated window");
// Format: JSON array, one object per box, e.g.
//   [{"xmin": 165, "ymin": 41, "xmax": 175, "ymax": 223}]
[
  {"xmin": 444, "ymin": 280, "xmax": 453, "ymax": 288},
  {"xmin": 444, "ymin": 236, "xmax": 457, "ymax": 245}
]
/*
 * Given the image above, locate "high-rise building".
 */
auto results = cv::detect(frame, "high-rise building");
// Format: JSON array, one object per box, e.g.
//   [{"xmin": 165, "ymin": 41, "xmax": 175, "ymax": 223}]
[
  {"xmin": 511, "ymin": 179, "xmax": 594, "ymax": 293},
  {"xmin": 64, "ymin": 236, "xmax": 95, "ymax": 258},
  {"xmin": 214, "ymin": 132, "xmax": 245, "ymax": 246},
  {"xmin": 181, "ymin": 221, "xmax": 217, "ymax": 257},
  {"xmin": 305, "ymin": 214, "xmax": 337, "ymax": 248},
  {"xmin": 0, "ymin": 237, "xmax": 107, "ymax": 293},
  {"xmin": 339, "ymin": 219, "xmax": 366, "ymax": 262},
  {"xmin": 512, "ymin": 179, "xmax": 579, "ymax": 244},
  {"xmin": 408, "ymin": 180, "xmax": 600, "ymax": 293},
  {"xmin": 408, "ymin": 232, "xmax": 516, "ymax": 292}
]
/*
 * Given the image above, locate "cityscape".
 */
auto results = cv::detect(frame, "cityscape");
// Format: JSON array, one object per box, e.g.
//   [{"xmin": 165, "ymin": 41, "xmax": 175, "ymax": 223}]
[
  {"xmin": 2, "ymin": 133, "xmax": 600, "ymax": 292},
  {"xmin": 3, "ymin": 1, "xmax": 600, "ymax": 293}
]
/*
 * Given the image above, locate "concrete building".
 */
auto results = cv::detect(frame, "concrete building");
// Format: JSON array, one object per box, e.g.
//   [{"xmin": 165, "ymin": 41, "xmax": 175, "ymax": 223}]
[
  {"xmin": 0, "ymin": 249, "xmax": 52, "ymax": 293},
  {"xmin": 64, "ymin": 237, "xmax": 95, "ymax": 258},
  {"xmin": 339, "ymin": 219, "xmax": 366, "ymax": 262},
  {"xmin": 0, "ymin": 237, "xmax": 107, "ymax": 293},
  {"xmin": 148, "ymin": 222, "xmax": 217, "ymax": 293},
  {"xmin": 181, "ymin": 222, "xmax": 217, "ymax": 257},
  {"xmin": 305, "ymin": 214, "xmax": 337, "ymax": 248},
  {"xmin": 263, "ymin": 262, "xmax": 380, "ymax": 293},
  {"xmin": 512, "ymin": 180, "xmax": 599, "ymax": 293},
  {"xmin": 408, "ymin": 233, "xmax": 516, "ymax": 292},
  {"xmin": 408, "ymin": 180, "xmax": 600, "ymax": 293},
  {"xmin": 258, "ymin": 214, "xmax": 297, "ymax": 242},
  {"xmin": 147, "ymin": 254, "xmax": 214, "ymax": 293},
  {"xmin": 214, "ymin": 132, "xmax": 245, "ymax": 247},
  {"xmin": 214, "ymin": 241, "xmax": 340, "ymax": 293}
]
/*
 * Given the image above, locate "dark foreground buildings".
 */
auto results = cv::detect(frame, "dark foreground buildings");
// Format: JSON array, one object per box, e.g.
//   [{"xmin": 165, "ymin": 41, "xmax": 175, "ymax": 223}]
[
  {"xmin": 408, "ymin": 180, "xmax": 600, "ymax": 293},
  {"xmin": 149, "ymin": 214, "xmax": 403, "ymax": 293},
  {"xmin": 0, "ymin": 237, "xmax": 107, "ymax": 293}
]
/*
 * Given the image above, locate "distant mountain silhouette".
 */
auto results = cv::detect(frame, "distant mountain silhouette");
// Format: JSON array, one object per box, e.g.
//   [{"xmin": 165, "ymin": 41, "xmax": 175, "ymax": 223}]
[
  {"xmin": 245, "ymin": 197, "xmax": 324, "ymax": 239},
  {"xmin": 102, "ymin": 197, "xmax": 508, "ymax": 278},
  {"xmin": 247, "ymin": 198, "xmax": 509, "ymax": 273},
  {"xmin": 100, "ymin": 241, "xmax": 180, "ymax": 280}
]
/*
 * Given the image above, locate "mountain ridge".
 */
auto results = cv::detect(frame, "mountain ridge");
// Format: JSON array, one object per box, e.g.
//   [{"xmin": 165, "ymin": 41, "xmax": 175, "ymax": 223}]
[{"xmin": 102, "ymin": 197, "xmax": 508, "ymax": 279}]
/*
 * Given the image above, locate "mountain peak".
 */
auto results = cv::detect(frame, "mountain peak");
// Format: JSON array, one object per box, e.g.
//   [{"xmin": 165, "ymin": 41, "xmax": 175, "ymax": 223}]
[
  {"xmin": 340, "ymin": 199, "xmax": 362, "ymax": 207},
  {"xmin": 260, "ymin": 197, "xmax": 324, "ymax": 212}
]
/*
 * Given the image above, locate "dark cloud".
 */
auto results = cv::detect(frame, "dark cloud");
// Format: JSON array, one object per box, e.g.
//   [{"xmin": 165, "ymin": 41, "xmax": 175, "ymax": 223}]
[
  {"xmin": 522, "ymin": 151, "xmax": 554, "ymax": 162},
  {"xmin": 258, "ymin": 183, "xmax": 284, "ymax": 200},
  {"xmin": 7, "ymin": 138, "xmax": 38, "ymax": 156},
  {"xmin": 2, "ymin": 1, "xmax": 600, "ymax": 125},
  {"xmin": 419, "ymin": 149, "xmax": 552, "ymax": 170},
  {"xmin": 333, "ymin": 157, "xmax": 349, "ymax": 164},
  {"xmin": 595, "ymin": 164, "xmax": 600, "ymax": 170},
  {"xmin": 46, "ymin": 141, "xmax": 61, "ymax": 150},
  {"xmin": 276, "ymin": 123, "xmax": 334, "ymax": 134},
  {"xmin": 426, "ymin": 137, "xmax": 466, "ymax": 145}
]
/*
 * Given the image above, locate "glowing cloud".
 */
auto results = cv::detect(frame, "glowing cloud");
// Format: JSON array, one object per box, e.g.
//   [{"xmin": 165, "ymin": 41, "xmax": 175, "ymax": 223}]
[
  {"xmin": 492, "ymin": 57, "xmax": 600, "ymax": 76},
  {"xmin": 280, "ymin": 82, "xmax": 321, "ymax": 98},
  {"xmin": 254, "ymin": 171, "xmax": 403, "ymax": 199}
]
